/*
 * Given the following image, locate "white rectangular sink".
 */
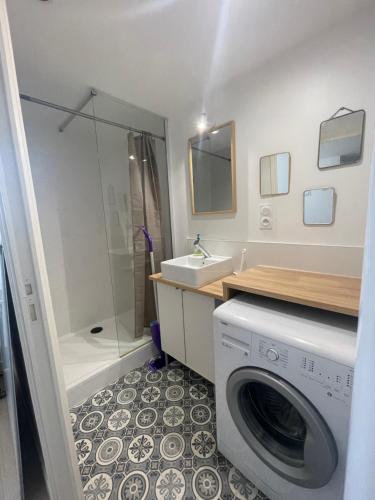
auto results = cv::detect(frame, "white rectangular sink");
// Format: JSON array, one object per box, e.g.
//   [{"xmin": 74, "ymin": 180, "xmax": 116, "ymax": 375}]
[{"xmin": 161, "ymin": 255, "xmax": 233, "ymax": 288}]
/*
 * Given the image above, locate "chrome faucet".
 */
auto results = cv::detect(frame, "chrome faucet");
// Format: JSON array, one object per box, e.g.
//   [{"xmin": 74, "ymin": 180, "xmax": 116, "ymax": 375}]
[{"xmin": 193, "ymin": 234, "xmax": 211, "ymax": 259}]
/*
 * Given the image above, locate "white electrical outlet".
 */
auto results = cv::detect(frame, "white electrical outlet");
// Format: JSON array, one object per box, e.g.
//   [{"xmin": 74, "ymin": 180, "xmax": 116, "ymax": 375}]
[{"xmin": 259, "ymin": 203, "xmax": 272, "ymax": 229}]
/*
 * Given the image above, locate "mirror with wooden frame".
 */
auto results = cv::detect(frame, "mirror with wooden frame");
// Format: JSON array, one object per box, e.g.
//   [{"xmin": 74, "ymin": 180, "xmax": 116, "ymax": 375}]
[{"xmin": 188, "ymin": 121, "xmax": 236, "ymax": 215}]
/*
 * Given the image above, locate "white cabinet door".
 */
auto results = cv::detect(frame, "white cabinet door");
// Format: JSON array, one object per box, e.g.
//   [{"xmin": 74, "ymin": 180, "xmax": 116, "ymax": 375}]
[
  {"xmin": 183, "ymin": 291, "xmax": 215, "ymax": 382},
  {"xmin": 157, "ymin": 283, "xmax": 186, "ymax": 364}
]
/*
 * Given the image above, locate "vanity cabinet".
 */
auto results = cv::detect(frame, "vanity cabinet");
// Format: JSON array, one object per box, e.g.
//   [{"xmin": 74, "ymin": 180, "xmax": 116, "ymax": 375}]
[
  {"xmin": 157, "ymin": 283, "xmax": 215, "ymax": 382},
  {"xmin": 183, "ymin": 291, "xmax": 215, "ymax": 382},
  {"xmin": 157, "ymin": 283, "xmax": 185, "ymax": 363}
]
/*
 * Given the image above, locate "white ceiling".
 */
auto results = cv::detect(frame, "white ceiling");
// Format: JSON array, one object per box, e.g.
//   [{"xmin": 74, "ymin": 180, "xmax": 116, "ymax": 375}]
[{"xmin": 7, "ymin": 0, "xmax": 373, "ymax": 118}]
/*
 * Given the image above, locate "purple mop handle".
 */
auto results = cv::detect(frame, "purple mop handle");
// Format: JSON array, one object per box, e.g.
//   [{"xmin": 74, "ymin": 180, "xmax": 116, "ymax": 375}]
[{"xmin": 139, "ymin": 225, "xmax": 153, "ymax": 252}]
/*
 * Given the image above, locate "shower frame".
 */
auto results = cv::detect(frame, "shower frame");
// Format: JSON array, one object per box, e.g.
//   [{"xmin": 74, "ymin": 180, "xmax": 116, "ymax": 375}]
[
  {"xmin": 21, "ymin": 88, "xmax": 172, "ymax": 358},
  {"xmin": 19, "ymin": 91, "xmax": 166, "ymax": 141}
]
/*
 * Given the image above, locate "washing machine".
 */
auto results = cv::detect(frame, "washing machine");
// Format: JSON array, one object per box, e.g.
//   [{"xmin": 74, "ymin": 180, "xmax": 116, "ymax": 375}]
[{"xmin": 214, "ymin": 294, "xmax": 357, "ymax": 500}]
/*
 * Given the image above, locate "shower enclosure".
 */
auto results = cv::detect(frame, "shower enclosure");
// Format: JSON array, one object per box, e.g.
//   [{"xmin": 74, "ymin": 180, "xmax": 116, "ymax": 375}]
[{"xmin": 20, "ymin": 89, "xmax": 172, "ymax": 393}]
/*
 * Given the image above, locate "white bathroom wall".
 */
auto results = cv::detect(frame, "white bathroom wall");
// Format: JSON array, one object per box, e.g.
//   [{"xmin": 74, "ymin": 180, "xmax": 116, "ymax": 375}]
[{"xmin": 168, "ymin": 5, "xmax": 375, "ymax": 276}]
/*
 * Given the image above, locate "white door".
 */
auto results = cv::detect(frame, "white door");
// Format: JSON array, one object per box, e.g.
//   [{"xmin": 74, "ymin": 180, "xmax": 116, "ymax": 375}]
[
  {"xmin": 157, "ymin": 283, "xmax": 186, "ymax": 364},
  {"xmin": 183, "ymin": 291, "xmax": 215, "ymax": 382}
]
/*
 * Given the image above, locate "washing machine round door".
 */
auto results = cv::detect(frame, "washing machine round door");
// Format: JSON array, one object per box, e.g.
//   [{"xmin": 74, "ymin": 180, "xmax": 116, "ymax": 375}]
[{"xmin": 226, "ymin": 367, "xmax": 338, "ymax": 488}]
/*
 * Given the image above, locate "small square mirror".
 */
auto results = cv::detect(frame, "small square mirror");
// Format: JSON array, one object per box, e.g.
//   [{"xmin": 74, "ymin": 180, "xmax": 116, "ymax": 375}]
[
  {"xmin": 303, "ymin": 188, "xmax": 335, "ymax": 225},
  {"xmin": 260, "ymin": 152, "xmax": 290, "ymax": 196},
  {"xmin": 318, "ymin": 110, "xmax": 365, "ymax": 169}
]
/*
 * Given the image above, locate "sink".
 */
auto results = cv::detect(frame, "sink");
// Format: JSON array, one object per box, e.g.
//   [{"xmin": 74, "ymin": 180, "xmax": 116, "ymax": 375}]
[{"xmin": 161, "ymin": 255, "xmax": 233, "ymax": 288}]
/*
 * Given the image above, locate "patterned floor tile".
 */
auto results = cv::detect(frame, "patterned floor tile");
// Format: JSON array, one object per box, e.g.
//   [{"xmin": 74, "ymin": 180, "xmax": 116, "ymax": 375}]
[{"xmin": 70, "ymin": 361, "xmax": 269, "ymax": 499}]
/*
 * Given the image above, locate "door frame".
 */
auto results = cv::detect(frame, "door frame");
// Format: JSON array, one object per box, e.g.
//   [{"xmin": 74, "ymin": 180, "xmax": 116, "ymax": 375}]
[
  {"xmin": 344, "ymin": 143, "xmax": 375, "ymax": 498},
  {"xmin": 0, "ymin": 1, "xmax": 82, "ymax": 498}
]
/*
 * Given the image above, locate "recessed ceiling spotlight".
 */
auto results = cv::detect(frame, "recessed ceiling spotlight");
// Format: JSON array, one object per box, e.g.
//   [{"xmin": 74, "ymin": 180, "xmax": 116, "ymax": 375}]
[
  {"xmin": 211, "ymin": 129, "xmax": 219, "ymax": 134},
  {"xmin": 129, "ymin": 155, "xmax": 136, "ymax": 160}
]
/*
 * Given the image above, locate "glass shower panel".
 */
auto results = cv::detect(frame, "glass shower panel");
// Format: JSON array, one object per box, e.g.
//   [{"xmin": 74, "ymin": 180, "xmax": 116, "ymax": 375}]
[
  {"xmin": 93, "ymin": 118, "xmax": 137, "ymax": 355},
  {"xmin": 21, "ymin": 99, "xmax": 120, "ymax": 384},
  {"xmin": 92, "ymin": 91, "xmax": 172, "ymax": 357}
]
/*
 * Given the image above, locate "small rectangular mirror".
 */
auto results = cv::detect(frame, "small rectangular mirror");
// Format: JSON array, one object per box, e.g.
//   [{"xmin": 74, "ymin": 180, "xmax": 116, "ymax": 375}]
[
  {"xmin": 189, "ymin": 121, "xmax": 236, "ymax": 215},
  {"xmin": 318, "ymin": 109, "xmax": 365, "ymax": 169},
  {"xmin": 260, "ymin": 152, "xmax": 290, "ymax": 196},
  {"xmin": 303, "ymin": 187, "xmax": 335, "ymax": 225}
]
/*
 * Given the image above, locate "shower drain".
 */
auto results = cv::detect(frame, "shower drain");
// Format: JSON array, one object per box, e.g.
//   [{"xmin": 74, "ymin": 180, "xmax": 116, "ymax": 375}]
[{"xmin": 90, "ymin": 326, "xmax": 103, "ymax": 334}]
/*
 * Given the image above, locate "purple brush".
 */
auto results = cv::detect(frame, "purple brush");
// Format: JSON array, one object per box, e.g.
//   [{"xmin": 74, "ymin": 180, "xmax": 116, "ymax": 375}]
[{"xmin": 139, "ymin": 225, "xmax": 153, "ymax": 253}]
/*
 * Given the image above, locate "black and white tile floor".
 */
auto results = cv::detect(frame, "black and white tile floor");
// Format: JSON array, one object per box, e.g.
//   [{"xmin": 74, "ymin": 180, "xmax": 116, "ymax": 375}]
[{"xmin": 70, "ymin": 361, "xmax": 268, "ymax": 500}]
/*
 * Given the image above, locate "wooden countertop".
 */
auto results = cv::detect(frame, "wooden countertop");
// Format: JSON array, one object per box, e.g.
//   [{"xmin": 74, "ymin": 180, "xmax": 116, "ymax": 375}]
[
  {"xmin": 149, "ymin": 272, "xmax": 225, "ymax": 300},
  {"xmin": 223, "ymin": 266, "xmax": 361, "ymax": 316},
  {"xmin": 150, "ymin": 265, "xmax": 361, "ymax": 316}
]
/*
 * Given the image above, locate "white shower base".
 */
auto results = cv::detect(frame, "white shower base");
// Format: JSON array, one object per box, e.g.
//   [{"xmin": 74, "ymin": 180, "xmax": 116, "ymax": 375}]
[{"xmin": 59, "ymin": 316, "xmax": 155, "ymax": 406}]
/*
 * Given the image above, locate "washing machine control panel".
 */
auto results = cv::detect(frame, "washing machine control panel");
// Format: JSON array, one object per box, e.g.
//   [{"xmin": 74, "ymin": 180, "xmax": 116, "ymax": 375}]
[
  {"xmin": 257, "ymin": 338, "xmax": 289, "ymax": 368},
  {"xmin": 253, "ymin": 334, "xmax": 354, "ymax": 406},
  {"xmin": 265, "ymin": 348, "xmax": 279, "ymax": 361},
  {"xmin": 298, "ymin": 353, "xmax": 354, "ymax": 403}
]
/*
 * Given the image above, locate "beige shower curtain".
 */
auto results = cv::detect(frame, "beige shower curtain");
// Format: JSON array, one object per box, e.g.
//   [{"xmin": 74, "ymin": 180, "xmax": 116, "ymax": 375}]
[{"xmin": 128, "ymin": 133, "xmax": 164, "ymax": 338}]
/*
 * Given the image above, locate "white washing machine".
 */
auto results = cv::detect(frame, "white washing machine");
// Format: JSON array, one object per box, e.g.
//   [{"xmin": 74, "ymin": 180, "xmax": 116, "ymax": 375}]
[{"xmin": 214, "ymin": 294, "xmax": 357, "ymax": 500}]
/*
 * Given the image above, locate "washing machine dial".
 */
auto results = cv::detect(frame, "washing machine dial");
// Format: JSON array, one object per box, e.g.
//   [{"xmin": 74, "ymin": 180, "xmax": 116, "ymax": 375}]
[{"xmin": 266, "ymin": 348, "xmax": 279, "ymax": 362}]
